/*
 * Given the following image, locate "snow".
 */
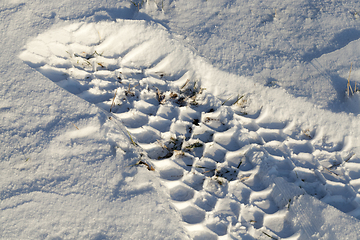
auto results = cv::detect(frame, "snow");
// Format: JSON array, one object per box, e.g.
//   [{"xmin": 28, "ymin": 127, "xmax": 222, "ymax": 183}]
[{"xmin": 2, "ymin": 0, "xmax": 360, "ymax": 239}]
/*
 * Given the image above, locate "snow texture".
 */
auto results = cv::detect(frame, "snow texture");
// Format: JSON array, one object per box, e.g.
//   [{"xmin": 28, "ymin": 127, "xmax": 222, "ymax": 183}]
[{"xmin": 2, "ymin": 0, "xmax": 360, "ymax": 239}]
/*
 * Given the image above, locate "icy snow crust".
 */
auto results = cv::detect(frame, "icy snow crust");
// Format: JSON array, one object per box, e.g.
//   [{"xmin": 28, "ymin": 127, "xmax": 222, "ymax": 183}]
[{"xmin": 19, "ymin": 20, "xmax": 360, "ymax": 239}]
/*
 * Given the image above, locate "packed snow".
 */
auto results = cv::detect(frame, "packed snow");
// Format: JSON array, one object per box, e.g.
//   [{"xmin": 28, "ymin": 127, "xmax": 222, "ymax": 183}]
[{"xmin": 2, "ymin": 0, "xmax": 360, "ymax": 239}]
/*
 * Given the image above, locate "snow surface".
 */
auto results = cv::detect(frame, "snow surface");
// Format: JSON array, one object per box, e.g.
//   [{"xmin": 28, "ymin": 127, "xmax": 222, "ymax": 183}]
[{"xmin": 2, "ymin": 0, "xmax": 360, "ymax": 239}]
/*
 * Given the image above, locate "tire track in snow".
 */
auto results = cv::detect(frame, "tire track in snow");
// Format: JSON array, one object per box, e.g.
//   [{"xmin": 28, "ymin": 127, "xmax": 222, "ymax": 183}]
[{"xmin": 20, "ymin": 19, "xmax": 360, "ymax": 239}]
